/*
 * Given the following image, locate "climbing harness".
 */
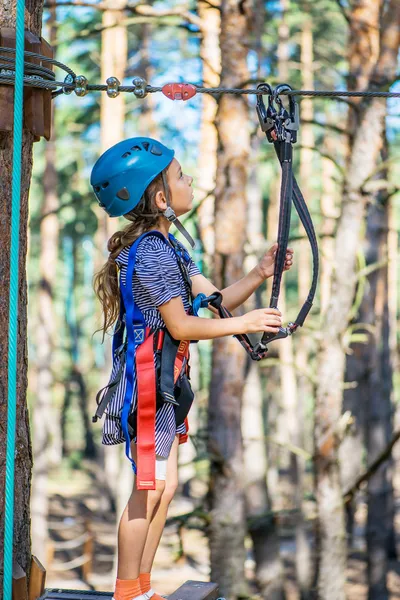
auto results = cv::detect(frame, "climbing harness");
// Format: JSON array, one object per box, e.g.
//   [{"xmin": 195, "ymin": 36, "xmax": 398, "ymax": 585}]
[{"xmin": 93, "ymin": 231, "xmax": 195, "ymax": 490}]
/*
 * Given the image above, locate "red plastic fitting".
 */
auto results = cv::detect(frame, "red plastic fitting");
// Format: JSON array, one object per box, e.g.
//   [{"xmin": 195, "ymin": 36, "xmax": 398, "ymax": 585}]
[{"xmin": 161, "ymin": 83, "xmax": 197, "ymax": 101}]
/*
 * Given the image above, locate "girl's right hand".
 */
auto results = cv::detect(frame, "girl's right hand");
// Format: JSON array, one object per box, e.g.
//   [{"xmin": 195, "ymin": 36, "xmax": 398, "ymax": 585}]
[{"xmin": 240, "ymin": 308, "xmax": 282, "ymax": 334}]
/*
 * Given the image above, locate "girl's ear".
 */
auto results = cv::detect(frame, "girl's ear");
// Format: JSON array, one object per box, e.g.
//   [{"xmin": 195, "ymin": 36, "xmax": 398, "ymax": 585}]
[{"xmin": 155, "ymin": 189, "xmax": 167, "ymax": 211}]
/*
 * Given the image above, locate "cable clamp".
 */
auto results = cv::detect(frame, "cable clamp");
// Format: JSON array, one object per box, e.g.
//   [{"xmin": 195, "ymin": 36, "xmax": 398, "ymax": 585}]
[
  {"xmin": 106, "ymin": 76, "xmax": 120, "ymax": 98},
  {"xmin": 132, "ymin": 76, "xmax": 148, "ymax": 98},
  {"xmin": 74, "ymin": 75, "xmax": 88, "ymax": 97}
]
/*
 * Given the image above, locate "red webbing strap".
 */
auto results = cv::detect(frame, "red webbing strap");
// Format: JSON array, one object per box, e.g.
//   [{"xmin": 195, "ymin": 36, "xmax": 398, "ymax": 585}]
[
  {"xmin": 179, "ymin": 416, "xmax": 189, "ymax": 445},
  {"xmin": 174, "ymin": 340, "xmax": 190, "ymax": 384},
  {"xmin": 136, "ymin": 329, "xmax": 157, "ymax": 490},
  {"xmin": 175, "ymin": 341, "xmax": 190, "ymax": 445}
]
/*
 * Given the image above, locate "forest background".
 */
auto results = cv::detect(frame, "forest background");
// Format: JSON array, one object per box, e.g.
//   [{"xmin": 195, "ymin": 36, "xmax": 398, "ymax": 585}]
[{"xmin": 0, "ymin": 1, "xmax": 400, "ymax": 600}]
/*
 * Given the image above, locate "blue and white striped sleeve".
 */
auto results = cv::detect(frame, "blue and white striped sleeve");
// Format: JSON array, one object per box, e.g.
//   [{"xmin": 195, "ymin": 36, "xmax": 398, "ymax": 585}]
[
  {"xmin": 188, "ymin": 257, "xmax": 201, "ymax": 277},
  {"xmin": 135, "ymin": 237, "xmax": 182, "ymax": 307}
]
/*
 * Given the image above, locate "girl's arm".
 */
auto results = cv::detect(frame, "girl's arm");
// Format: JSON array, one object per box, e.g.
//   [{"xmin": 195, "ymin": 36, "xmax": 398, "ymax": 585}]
[
  {"xmin": 190, "ymin": 244, "xmax": 294, "ymax": 312},
  {"xmin": 158, "ymin": 295, "xmax": 282, "ymax": 341},
  {"xmin": 190, "ymin": 270, "xmax": 263, "ymax": 313}
]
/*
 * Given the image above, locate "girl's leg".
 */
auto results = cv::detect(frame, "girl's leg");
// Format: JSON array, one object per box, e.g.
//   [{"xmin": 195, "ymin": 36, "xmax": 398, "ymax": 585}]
[
  {"xmin": 140, "ymin": 433, "xmax": 180, "ymax": 574},
  {"xmin": 116, "ymin": 440, "xmax": 166, "ymax": 580}
]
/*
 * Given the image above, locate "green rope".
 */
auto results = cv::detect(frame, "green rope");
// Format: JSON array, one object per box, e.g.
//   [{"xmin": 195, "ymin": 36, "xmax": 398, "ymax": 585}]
[{"xmin": 3, "ymin": 1, "xmax": 25, "ymax": 598}]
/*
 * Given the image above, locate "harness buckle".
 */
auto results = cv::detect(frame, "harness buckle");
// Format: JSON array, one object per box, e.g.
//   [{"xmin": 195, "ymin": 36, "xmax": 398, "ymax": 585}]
[
  {"xmin": 254, "ymin": 323, "xmax": 299, "ymax": 357},
  {"xmin": 134, "ymin": 327, "xmax": 145, "ymax": 345}
]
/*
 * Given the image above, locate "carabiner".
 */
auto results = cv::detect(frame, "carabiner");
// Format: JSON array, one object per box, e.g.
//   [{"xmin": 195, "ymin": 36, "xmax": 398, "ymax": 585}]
[
  {"xmin": 273, "ymin": 84, "xmax": 299, "ymax": 143},
  {"xmin": 256, "ymin": 83, "xmax": 274, "ymax": 133}
]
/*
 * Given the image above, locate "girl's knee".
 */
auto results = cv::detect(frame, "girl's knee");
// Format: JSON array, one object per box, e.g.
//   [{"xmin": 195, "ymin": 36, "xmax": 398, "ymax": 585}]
[
  {"xmin": 147, "ymin": 479, "xmax": 165, "ymax": 503},
  {"xmin": 162, "ymin": 478, "xmax": 178, "ymax": 503}
]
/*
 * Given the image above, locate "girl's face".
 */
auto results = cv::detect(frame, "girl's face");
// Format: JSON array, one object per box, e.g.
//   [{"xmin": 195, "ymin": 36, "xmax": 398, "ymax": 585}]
[{"xmin": 164, "ymin": 158, "xmax": 194, "ymax": 217}]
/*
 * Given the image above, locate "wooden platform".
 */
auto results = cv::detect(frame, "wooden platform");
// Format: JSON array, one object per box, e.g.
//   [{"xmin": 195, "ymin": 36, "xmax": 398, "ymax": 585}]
[{"xmin": 38, "ymin": 580, "xmax": 221, "ymax": 600}]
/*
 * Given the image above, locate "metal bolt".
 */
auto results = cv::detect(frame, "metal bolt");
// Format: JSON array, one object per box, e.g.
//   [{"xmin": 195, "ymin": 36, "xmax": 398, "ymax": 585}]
[
  {"xmin": 106, "ymin": 76, "xmax": 120, "ymax": 98},
  {"xmin": 132, "ymin": 76, "xmax": 148, "ymax": 98},
  {"xmin": 74, "ymin": 74, "xmax": 88, "ymax": 97}
]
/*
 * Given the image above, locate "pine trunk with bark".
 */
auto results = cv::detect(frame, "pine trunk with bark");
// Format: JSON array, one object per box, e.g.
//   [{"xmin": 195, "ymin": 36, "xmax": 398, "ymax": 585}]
[
  {"xmin": 314, "ymin": 2, "xmax": 400, "ymax": 598},
  {"xmin": 93, "ymin": 1, "xmax": 129, "ymax": 524},
  {"xmin": 207, "ymin": 2, "xmax": 251, "ymax": 598},
  {"xmin": 0, "ymin": 0, "xmax": 45, "ymax": 580},
  {"xmin": 243, "ymin": 362, "xmax": 285, "ymax": 600},
  {"xmin": 31, "ymin": 6, "xmax": 59, "ymax": 563},
  {"xmin": 293, "ymin": 20, "xmax": 314, "ymax": 597},
  {"xmin": 364, "ymin": 147, "xmax": 395, "ymax": 600},
  {"xmin": 197, "ymin": 0, "xmax": 220, "ymax": 261},
  {"xmin": 244, "ymin": 102, "xmax": 285, "ymax": 597}
]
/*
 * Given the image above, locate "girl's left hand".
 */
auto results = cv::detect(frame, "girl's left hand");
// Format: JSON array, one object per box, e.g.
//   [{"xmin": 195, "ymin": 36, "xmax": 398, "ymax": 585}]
[{"xmin": 257, "ymin": 243, "xmax": 294, "ymax": 280}]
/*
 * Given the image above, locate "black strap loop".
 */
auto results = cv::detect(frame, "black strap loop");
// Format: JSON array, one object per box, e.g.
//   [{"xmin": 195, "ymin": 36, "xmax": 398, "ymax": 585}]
[{"xmin": 202, "ymin": 83, "xmax": 318, "ymax": 360}]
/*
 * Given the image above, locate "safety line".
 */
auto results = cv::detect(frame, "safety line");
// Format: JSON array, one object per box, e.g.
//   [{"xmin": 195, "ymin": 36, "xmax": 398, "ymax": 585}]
[
  {"xmin": 0, "ymin": 48, "xmax": 399, "ymax": 100},
  {"xmin": 3, "ymin": 1, "xmax": 25, "ymax": 599}
]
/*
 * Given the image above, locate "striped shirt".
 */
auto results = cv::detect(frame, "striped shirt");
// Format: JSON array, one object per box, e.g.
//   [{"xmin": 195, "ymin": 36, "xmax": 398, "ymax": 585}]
[{"xmin": 102, "ymin": 233, "xmax": 200, "ymax": 458}]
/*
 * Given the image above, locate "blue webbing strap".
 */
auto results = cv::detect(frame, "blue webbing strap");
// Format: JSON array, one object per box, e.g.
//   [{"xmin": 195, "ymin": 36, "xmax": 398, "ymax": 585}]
[
  {"xmin": 119, "ymin": 235, "xmax": 145, "ymax": 473},
  {"xmin": 119, "ymin": 230, "xmax": 173, "ymax": 472},
  {"xmin": 192, "ymin": 293, "xmax": 209, "ymax": 316},
  {"xmin": 112, "ymin": 290, "xmax": 126, "ymax": 355}
]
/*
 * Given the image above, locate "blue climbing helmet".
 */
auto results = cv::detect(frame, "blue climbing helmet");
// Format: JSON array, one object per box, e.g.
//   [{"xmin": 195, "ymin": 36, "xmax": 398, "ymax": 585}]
[
  {"xmin": 91, "ymin": 136, "xmax": 195, "ymax": 248},
  {"xmin": 90, "ymin": 137, "xmax": 175, "ymax": 218}
]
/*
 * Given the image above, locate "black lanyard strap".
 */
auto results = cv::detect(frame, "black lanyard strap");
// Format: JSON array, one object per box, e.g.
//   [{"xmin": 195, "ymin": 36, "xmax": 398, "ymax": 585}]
[
  {"xmin": 252, "ymin": 83, "xmax": 319, "ymax": 354},
  {"xmin": 170, "ymin": 89, "xmax": 318, "ymax": 361}
]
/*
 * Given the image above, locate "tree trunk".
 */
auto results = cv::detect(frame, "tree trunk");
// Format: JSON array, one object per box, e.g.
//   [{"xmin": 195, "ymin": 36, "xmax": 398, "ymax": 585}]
[
  {"xmin": 314, "ymin": 2, "xmax": 400, "ymax": 598},
  {"xmin": 31, "ymin": 6, "xmax": 59, "ymax": 563},
  {"xmin": 319, "ymin": 123, "xmax": 338, "ymax": 318},
  {"xmin": 93, "ymin": 0, "xmax": 129, "ymax": 523},
  {"xmin": 0, "ymin": 0, "xmax": 45, "ymax": 579},
  {"xmin": 364, "ymin": 136, "xmax": 395, "ymax": 599},
  {"xmin": 95, "ymin": 3, "xmax": 130, "ymax": 579},
  {"xmin": 243, "ymin": 362, "xmax": 285, "ymax": 600},
  {"xmin": 292, "ymin": 17, "xmax": 314, "ymax": 599},
  {"xmin": 207, "ymin": 2, "xmax": 251, "ymax": 598},
  {"xmin": 244, "ymin": 127, "xmax": 285, "ymax": 598},
  {"xmin": 197, "ymin": 0, "xmax": 221, "ymax": 261}
]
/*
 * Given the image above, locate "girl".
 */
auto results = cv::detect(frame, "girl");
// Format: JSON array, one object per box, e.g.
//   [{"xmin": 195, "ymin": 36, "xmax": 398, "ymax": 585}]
[{"xmin": 92, "ymin": 137, "xmax": 293, "ymax": 600}]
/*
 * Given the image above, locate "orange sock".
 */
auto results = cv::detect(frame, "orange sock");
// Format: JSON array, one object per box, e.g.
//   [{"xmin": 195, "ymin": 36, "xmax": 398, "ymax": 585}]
[
  {"xmin": 139, "ymin": 573, "xmax": 151, "ymax": 594},
  {"xmin": 114, "ymin": 576, "xmax": 142, "ymax": 600},
  {"xmin": 139, "ymin": 572, "xmax": 165, "ymax": 599}
]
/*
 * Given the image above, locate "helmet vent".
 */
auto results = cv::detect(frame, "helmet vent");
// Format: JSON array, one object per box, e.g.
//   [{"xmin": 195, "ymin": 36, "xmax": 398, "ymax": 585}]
[
  {"xmin": 150, "ymin": 145, "xmax": 162, "ymax": 156},
  {"xmin": 94, "ymin": 185, "xmax": 101, "ymax": 193},
  {"xmin": 101, "ymin": 181, "xmax": 109, "ymax": 189},
  {"xmin": 131, "ymin": 145, "xmax": 141, "ymax": 151},
  {"xmin": 122, "ymin": 151, "xmax": 131, "ymax": 158},
  {"xmin": 116, "ymin": 187, "xmax": 130, "ymax": 201},
  {"xmin": 142, "ymin": 141, "xmax": 150, "ymax": 151}
]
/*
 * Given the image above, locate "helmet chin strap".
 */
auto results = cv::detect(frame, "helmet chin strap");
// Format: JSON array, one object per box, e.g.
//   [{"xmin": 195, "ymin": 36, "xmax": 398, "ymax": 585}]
[{"xmin": 161, "ymin": 171, "xmax": 195, "ymax": 249}]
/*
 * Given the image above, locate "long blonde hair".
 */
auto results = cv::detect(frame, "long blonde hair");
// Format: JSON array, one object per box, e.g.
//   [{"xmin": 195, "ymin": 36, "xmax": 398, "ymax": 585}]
[{"xmin": 93, "ymin": 169, "xmax": 169, "ymax": 341}]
